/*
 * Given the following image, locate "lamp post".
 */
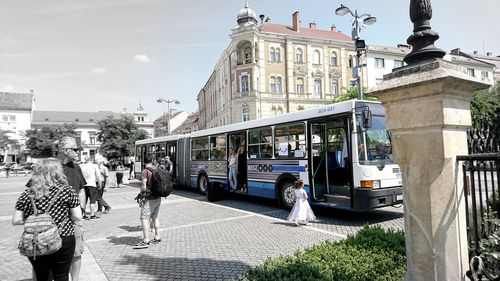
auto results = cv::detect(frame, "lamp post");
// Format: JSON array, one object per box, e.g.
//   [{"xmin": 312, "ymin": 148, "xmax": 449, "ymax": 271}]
[
  {"xmin": 335, "ymin": 4, "xmax": 376, "ymax": 100},
  {"xmin": 157, "ymin": 98, "xmax": 180, "ymax": 135}
]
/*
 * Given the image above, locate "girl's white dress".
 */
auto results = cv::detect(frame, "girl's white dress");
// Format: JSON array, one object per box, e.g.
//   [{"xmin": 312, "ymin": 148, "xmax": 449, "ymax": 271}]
[{"xmin": 287, "ymin": 188, "xmax": 316, "ymax": 224}]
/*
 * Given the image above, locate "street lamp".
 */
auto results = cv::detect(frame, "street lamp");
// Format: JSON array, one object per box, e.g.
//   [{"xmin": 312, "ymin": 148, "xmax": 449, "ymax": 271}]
[
  {"xmin": 157, "ymin": 98, "xmax": 180, "ymax": 135},
  {"xmin": 335, "ymin": 4, "xmax": 376, "ymax": 100}
]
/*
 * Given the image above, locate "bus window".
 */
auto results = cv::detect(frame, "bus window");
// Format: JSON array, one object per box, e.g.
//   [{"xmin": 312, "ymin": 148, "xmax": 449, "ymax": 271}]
[
  {"xmin": 327, "ymin": 128, "xmax": 346, "ymax": 168},
  {"xmin": 191, "ymin": 137, "xmax": 209, "ymax": 161},
  {"xmin": 248, "ymin": 128, "xmax": 272, "ymax": 159},
  {"xmin": 274, "ymin": 123, "xmax": 306, "ymax": 159},
  {"xmin": 210, "ymin": 135, "xmax": 226, "ymax": 160},
  {"xmin": 357, "ymin": 115, "xmax": 394, "ymax": 165}
]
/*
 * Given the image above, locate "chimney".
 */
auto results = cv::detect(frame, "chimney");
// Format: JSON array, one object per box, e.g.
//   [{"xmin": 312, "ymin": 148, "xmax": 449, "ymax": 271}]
[
  {"xmin": 486, "ymin": 52, "xmax": 492, "ymax": 56},
  {"xmin": 309, "ymin": 22, "xmax": 316, "ymax": 29},
  {"xmin": 331, "ymin": 25, "xmax": 337, "ymax": 32},
  {"xmin": 292, "ymin": 11, "xmax": 300, "ymax": 32},
  {"xmin": 473, "ymin": 51, "xmax": 478, "ymax": 55},
  {"xmin": 450, "ymin": 48, "xmax": 460, "ymax": 55}
]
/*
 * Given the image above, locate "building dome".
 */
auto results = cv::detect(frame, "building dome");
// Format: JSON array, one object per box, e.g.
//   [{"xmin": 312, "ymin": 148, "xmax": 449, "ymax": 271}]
[{"xmin": 237, "ymin": 0, "xmax": 257, "ymax": 25}]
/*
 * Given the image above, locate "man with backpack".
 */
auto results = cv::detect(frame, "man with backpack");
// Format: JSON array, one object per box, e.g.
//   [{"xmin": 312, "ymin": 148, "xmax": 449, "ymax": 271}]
[{"xmin": 133, "ymin": 155, "xmax": 163, "ymax": 249}]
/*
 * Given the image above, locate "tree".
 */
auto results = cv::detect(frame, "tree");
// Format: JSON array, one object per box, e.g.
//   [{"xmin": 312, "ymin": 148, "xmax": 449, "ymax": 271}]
[
  {"xmin": 97, "ymin": 114, "xmax": 149, "ymax": 161},
  {"xmin": 25, "ymin": 124, "xmax": 77, "ymax": 158},
  {"xmin": 330, "ymin": 86, "xmax": 379, "ymax": 104},
  {"xmin": 0, "ymin": 129, "xmax": 20, "ymax": 159},
  {"xmin": 470, "ymin": 83, "xmax": 500, "ymax": 130}
]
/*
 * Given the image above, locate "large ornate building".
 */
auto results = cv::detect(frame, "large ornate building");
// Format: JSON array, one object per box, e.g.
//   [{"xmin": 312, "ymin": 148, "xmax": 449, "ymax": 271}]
[{"xmin": 197, "ymin": 3, "xmax": 359, "ymax": 129}]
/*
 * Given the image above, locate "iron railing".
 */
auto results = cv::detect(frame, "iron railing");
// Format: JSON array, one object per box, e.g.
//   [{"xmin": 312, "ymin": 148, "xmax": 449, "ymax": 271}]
[{"xmin": 457, "ymin": 153, "xmax": 500, "ymax": 281}]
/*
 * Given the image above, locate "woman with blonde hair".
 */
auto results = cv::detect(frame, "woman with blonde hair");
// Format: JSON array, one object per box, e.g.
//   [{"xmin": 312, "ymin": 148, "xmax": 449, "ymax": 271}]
[{"xmin": 12, "ymin": 158, "xmax": 82, "ymax": 281}]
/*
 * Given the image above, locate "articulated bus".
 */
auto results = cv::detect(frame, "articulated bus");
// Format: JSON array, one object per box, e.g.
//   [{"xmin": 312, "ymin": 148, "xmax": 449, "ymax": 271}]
[{"xmin": 135, "ymin": 100, "xmax": 403, "ymax": 211}]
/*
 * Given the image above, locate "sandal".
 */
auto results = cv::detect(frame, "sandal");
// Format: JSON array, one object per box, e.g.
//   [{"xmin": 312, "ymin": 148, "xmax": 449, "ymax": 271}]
[{"xmin": 152, "ymin": 238, "xmax": 161, "ymax": 243}]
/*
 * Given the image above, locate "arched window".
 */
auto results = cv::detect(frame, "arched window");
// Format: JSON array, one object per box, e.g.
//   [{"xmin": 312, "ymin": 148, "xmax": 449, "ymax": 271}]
[
  {"xmin": 276, "ymin": 77, "xmax": 282, "ymax": 93},
  {"xmin": 275, "ymin": 48, "xmax": 281, "ymax": 63},
  {"xmin": 331, "ymin": 79, "xmax": 339, "ymax": 96},
  {"xmin": 244, "ymin": 48, "xmax": 252, "ymax": 64},
  {"xmin": 269, "ymin": 47, "xmax": 275, "ymax": 63},
  {"xmin": 242, "ymin": 107, "xmax": 250, "ymax": 122},
  {"xmin": 314, "ymin": 78, "xmax": 322, "ymax": 96},
  {"xmin": 313, "ymin": 50, "xmax": 321, "ymax": 64},
  {"xmin": 269, "ymin": 76, "xmax": 276, "ymax": 93},
  {"xmin": 296, "ymin": 48, "xmax": 303, "ymax": 63},
  {"xmin": 296, "ymin": 78, "xmax": 304, "ymax": 93},
  {"xmin": 330, "ymin": 52, "xmax": 338, "ymax": 66}
]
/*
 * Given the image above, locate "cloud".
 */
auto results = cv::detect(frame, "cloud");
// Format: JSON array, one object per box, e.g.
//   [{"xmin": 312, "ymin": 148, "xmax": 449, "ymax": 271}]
[
  {"xmin": 133, "ymin": 54, "xmax": 150, "ymax": 63},
  {"xmin": 91, "ymin": 67, "xmax": 107, "ymax": 74}
]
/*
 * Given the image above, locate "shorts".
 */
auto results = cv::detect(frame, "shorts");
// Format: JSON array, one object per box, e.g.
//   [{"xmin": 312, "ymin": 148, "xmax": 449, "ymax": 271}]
[
  {"xmin": 73, "ymin": 225, "xmax": 85, "ymax": 257},
  {"xmin": 140, "ymin": 198, "xmax": 161, "ymax": 219},
  {"xmin": 84, "ymin": 186, "xmax": 98, "ymax": 204}
]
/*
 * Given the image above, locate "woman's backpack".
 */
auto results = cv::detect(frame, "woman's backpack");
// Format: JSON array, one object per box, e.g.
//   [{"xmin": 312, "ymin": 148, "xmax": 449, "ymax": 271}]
[{"xmin": 18, "ymin": 186, "xmax": 65, "ymax": 259}]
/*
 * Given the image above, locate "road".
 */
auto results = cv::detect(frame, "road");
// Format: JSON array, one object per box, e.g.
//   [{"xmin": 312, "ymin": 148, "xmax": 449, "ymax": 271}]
[{"xmin": 0, "ymin": 174, "xmax": 404, "ymax": 281}]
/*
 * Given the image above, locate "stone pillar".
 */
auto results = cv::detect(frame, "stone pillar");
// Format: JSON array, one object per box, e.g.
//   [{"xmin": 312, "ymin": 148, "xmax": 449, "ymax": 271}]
[{"xmin": 370, "ymin": 59, "xmax": 489, "ymax": 280}]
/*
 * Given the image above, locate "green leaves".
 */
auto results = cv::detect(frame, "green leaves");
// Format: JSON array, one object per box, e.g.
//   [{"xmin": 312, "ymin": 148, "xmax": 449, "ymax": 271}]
[
  {"xmin": 97, "ymin": 114, "xmax": 149, "ymax": 161},
  {"xmin": 25, "ymin": 124, "xmax": 77, "ymax": 158},
  {"xmin": 240, "ymin": 225, "xmax": 406, "ymax": 281}
]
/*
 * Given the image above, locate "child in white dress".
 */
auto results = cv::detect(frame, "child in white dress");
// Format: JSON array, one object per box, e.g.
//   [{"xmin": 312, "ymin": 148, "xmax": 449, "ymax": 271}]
[{"xmin": 287, "ymin": 179, "xmax": 316, "ymax": 226}]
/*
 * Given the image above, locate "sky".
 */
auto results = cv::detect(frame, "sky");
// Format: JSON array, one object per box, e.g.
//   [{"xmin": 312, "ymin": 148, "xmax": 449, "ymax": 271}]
[{"xmin": 1, "ymin": 0, "xmax": 499, "ymax": 120}]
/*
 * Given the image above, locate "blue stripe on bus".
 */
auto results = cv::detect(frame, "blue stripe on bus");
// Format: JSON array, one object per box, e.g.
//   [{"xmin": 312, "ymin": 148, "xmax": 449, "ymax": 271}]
[{"xmin": 271, "ymin": 165, "xmax": 305, "ymax": 172}]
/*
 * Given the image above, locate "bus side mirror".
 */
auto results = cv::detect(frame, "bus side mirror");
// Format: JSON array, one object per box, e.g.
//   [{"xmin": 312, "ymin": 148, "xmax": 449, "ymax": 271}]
[{"xmin": 362, "ymin": 109, "xmax": 372, "ymax": 129}]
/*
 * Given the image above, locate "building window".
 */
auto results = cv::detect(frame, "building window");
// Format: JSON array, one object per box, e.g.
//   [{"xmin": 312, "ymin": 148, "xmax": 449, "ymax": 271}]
[
  {"xmin": 90, "ymin": 136, "xmax": 96, "ymax": 145},
  {"xmin": 270, "ymin": 76, "xmax": 282, "ymax": 93},
  {"xmin": 313, "ymin": 50, "xmax": 321, "ymax": 64},
  {"xmin": 314, "ymin": 78, "xmax": 322, "ymax": 96},
  {"xmin": 296, "ymin": 48, "xmax": 303, "ymax": 63},
  {"xmin": 375, "ymin": 58, "xmax": 385, "ymax": 68},
  {"xmin": 348, "ymin": 55, "xmax": 353, "ymax": 68},
  {"xmin": 331, "ymin": 79, "xmax": 339, "ymax": 96},
  {"xmin": 296, "ymin": 78, "xmax": 304, "ymax": 93},
  {"xmin": 241, "ymin": 74, "xmax": 249, "ymax": 92},
  {"xmin": 137, "ymin": 117, "xmax": 141, "ymax": 121},
  {"xmin": 467, "ymin": 68, "xmax": 475, "ymax": 77},
  {"xmin": 298, "ymin": 105, "xmax": 304, "ymax": 111},
  {"xmin": 330, "ymin": 52, "xmax": 338, "ymax": 66},
  {"xmin": 242, "ymin": 107, "xmax": 250, "ymax": 122},
  {"xmin": 269, "ymin": 47, "xmax": 281, "ymax": 63},
  {"xmin": 481, "ymin": 71, "xmax": 488, "ymax": 79},
  {"xmin": 394, "ymin": 60, "xmax": 404, "ymax": 68},
  {"xmin": 2, "ymin": 115, "xmax": 15, "ymax": 122}
]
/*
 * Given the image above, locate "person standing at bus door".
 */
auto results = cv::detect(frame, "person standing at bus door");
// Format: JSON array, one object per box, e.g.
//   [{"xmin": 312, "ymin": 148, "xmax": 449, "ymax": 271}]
[
  {"xmin": 287, "ymin": 179, "xmax": 316, "ymax": 226},
  {"xmin": 227, "ymin": 148, "xmax": 238, "ymax": 191},
  {"xmin": 129, "ymin": 156, "xmax": 135, "ymax": 180},
  {"xmin": 237, "ymin": 145, "xmax": 247, "ymax": 193}
]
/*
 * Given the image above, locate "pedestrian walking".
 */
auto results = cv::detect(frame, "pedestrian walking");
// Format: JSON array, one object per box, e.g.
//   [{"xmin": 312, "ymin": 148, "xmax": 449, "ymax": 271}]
[
  {"xmin": 96, "ymin": 161, "xmax": 111, "ymax": 216},
  {"xmin": 116, "ymin": 162, "xmax": 125, "ymax": 188},
  {"xmin": 12, "ymin": 158, "xmax": 82, "ymax": 281},
  {"xmin": 227, "ymin": 148, "xmax": 238, "ymax": 191},
  {"xmin": 133, "ymin": 155, "xmax": 161, "ymax": 249},
  {"xmin": 54, "ymin": 136, "xmax": 87, "ymax": 281},
  {"xmin": 287, "ymin": 179, "xmax": 316, "ymax": 226},
  {"xmin": 80, "ymin": 157, "xmax": 101, "ymax": 219}
]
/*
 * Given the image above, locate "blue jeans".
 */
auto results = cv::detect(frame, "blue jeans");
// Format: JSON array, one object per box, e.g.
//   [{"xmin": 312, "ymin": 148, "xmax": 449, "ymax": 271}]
[{"xmin": 229, "ymin": 166, "xmax": 238, "ymax": 190}]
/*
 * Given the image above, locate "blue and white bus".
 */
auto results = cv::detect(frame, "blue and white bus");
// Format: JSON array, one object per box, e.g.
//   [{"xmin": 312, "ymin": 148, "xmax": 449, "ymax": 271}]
[{"xmin": 135, "ymin": 100, "xmax": 403, "ymax": 211}]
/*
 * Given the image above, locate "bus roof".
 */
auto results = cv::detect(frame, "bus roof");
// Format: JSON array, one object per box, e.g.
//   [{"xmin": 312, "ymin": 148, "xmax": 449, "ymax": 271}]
[{"xmin": 136, "ymin": 99, "xmax": 382, "ymax": 144}]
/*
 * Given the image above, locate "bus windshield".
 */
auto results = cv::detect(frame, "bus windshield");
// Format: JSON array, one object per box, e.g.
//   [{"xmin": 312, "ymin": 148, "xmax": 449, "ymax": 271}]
[{"xmin": 357, "ymin": 115, "xmax": 394, "ymax": 166}]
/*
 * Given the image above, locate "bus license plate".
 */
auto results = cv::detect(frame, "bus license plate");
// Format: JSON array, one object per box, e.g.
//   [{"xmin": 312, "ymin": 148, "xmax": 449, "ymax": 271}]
[{"xmin": 396, "ymin": 194, "xmax": 403, "ymax": 201}]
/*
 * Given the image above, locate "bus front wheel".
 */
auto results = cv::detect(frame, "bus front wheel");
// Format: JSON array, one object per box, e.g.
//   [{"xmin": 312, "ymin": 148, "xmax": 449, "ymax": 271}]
[
  {"xmin": 280, "ymin": 181, "xmax": 296, "ymax": 210},
  {"xmin": 198, "ymin": 175, "xmax": 208, "ymax": 195}
]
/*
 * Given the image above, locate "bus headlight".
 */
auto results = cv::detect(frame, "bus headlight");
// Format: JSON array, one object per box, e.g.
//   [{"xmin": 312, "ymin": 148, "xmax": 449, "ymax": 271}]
[{"xmin": 360, "ymin": 180, "xmax": 381, "ymax": 189}]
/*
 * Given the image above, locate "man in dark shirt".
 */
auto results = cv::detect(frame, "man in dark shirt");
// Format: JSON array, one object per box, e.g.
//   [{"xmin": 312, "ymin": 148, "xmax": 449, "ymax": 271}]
[{"xmin": 55, "ymin": 136, "xmax": 86, "ymax": 281}]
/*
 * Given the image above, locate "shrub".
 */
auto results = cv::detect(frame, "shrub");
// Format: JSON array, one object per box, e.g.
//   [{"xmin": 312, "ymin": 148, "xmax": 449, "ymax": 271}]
[{"xmin": 240, "ymin": 225, "xmax": 406, "ymax": 281}]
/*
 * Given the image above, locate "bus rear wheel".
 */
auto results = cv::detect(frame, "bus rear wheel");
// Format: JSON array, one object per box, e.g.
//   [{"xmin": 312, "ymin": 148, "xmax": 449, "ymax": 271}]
[
  {"xmin": 280, "ymin": 181, "xmax": 296, "ymax": 210},
  {"xmin": 198, "ymin": 175, "xmax": 208, "ymax": 195}
]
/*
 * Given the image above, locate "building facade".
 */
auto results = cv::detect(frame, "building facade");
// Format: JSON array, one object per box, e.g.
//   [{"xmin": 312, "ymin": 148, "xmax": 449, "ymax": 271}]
[
  {"xmin": 0, "ymin": 91, "xmax": 36, "ymax": 163},
  {"xmin": 171, "ymin": 111, "xmax": 199, "ymax": 135},
  {"xmin": 153, "ymin": 109, "xmax": 190, "ymax": 137},
  {"xmin": 197, "ymin": 3, "xmax": 359, "ymax": 129}
]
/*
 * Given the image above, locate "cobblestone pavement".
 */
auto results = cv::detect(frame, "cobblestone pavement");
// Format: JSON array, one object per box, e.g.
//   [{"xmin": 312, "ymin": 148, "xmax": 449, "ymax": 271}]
[{"xmin": 0, "ymin": 175, "xmax": 404, "ymax": 281}]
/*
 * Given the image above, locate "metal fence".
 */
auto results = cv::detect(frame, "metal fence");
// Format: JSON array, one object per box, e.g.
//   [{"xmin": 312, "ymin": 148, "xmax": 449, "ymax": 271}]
[{"xmin": 457, "ymin": 153, "xmax": 499, "ymax": 281}]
